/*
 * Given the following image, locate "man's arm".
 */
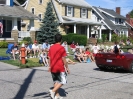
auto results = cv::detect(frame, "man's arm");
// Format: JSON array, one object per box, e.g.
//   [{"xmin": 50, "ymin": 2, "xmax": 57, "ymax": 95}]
[{"xmin": 62, "ymin": 57, "xmax": 70, "ymax": 74}]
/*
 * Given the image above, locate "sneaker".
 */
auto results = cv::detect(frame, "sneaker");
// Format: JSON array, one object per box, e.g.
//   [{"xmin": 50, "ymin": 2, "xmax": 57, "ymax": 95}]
[
  {"xmin": 49, "ymin": 90, "xmax": 55, "ymax": 99},
  {"xmin": 54, "ymin": 96, "xmax": 63, "ymax": 99}
]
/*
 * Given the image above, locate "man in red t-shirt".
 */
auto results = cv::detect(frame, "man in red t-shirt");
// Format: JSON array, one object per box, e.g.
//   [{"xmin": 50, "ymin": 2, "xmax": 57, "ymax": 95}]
[{"xmin": 48, "ymin": 34, "xmax": 70, "ymax": 99}]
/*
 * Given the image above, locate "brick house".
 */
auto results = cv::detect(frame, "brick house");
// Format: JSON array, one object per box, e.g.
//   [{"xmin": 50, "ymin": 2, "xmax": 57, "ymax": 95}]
[{"xmin": 126, "ymin": 14, "xmax": 133, "ymax": 39}]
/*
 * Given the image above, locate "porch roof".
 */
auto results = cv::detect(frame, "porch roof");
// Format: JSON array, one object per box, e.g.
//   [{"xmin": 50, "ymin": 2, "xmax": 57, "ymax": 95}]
[
  {"xmin": 62, "ymin": 16, "xmax": 102, "ymax": 25},
  {"xmin": 0, "ymin": 5, "xmax": 38, "ymax": 20}
]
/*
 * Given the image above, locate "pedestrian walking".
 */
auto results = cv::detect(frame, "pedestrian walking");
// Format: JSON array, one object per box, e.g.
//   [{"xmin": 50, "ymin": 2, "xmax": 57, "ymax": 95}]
[{"xmin": 48, "ymin": 34, "xmax": 70, "ymax": 99}]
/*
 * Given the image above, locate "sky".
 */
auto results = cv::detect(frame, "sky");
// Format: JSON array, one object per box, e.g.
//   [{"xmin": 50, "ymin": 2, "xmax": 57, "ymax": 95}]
[{"xmin": 86, "ymin": 0, "xmax": 133, "ymax": 16}]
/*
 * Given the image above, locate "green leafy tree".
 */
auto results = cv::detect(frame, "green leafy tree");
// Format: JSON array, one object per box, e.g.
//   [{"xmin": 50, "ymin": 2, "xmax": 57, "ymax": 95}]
[
  {"xmin": 37, "ymin": 2, "xmax": 60, "ymax": 44},
  {"xmin": 129, "ymin": 9, "xmax": 133, "ymax": 18}
]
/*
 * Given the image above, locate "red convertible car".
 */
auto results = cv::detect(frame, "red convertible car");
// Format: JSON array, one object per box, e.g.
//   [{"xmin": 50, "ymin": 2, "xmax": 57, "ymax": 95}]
[{"xmin": 95, "ymin": 53, "xmax": 133, "ymax": 73}]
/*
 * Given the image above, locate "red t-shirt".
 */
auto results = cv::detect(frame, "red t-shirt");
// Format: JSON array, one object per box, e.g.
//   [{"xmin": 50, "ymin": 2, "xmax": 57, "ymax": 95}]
[
  {"xmin": 70, "ymin": 44, "xmax": 76, "ymax": 48},
  {"xmin": 85, "ymin": 51, "xmax": 91, "ymax": 55},
  {"xmin": 48, "ymin": 43, "xmax": 67, "ymax": 73}
]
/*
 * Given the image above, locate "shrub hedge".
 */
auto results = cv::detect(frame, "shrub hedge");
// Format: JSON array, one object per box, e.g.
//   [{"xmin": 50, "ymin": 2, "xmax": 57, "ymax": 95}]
[
  {"xmin": 62, "ymin": 33, "xmax": 87, "ymax": 46},
  {"xmin": 0, "ymin": 41, "xmax": 8, "ymax": 48}
]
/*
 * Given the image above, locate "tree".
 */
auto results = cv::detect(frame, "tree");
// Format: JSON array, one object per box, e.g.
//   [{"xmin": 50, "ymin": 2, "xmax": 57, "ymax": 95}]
[
  {"xmin": 37, "ymin": 2, "xmax": 60, "ymax": 44},
  {"xmin": 16, "ymin": 0, "xmax": 26, "ymax": 4},
  {"xmin": 129, "ymin": 9, "xmax": 133, "ymax": 18}
]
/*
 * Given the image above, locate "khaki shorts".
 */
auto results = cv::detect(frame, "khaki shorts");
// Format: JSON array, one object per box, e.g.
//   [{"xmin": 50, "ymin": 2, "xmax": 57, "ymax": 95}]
[{"xmin": 51, "ymin": 72, "xmax": 67, "ymax": 85}]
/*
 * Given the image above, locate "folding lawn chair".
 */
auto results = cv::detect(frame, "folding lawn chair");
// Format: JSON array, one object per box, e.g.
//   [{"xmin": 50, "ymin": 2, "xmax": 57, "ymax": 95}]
[{"xmin": 6, "ymin": 43, "xmax": 14, "ymax": 58}]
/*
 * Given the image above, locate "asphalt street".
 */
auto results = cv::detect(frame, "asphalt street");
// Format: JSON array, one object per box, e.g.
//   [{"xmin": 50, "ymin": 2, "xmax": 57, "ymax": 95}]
[{"xmin": 0, "ymin": 62, "xmax": 133, "ymax": 99}]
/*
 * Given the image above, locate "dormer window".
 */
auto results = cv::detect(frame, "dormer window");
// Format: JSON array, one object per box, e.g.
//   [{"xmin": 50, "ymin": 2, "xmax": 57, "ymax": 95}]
[
  {"xmin": 0, "ymin": 0, "xmax": 6, "ymax": 4},
  {"xmin": 39, "ymin": 0, "xmax": 42, "ymax": 4},
  {"xmin": 31, "ymin": 8, "xmax": 35, "ymax": 14},
  {"xmin": 81, "ymin": 8, "xmax": 87, "ymax": 18}
]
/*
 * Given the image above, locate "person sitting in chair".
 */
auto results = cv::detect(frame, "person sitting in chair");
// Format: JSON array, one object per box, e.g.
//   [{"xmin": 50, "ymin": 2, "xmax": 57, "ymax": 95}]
[
  {"xmin": 11, "ymin": 42, "xmax": 19, "ymax": 60},
  {"xmin": 25, "ymin": 43, "xmax": 32, "ymax": 58}
]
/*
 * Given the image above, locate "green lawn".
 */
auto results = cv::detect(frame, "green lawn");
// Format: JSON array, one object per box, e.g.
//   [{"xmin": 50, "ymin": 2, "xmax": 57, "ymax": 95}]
[{"xmin": 0, "ymin": 48, "xmax": 8, "ymax": 56}]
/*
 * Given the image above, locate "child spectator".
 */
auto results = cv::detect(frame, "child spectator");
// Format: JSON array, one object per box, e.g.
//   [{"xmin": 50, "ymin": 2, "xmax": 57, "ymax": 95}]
[
  {"xmin": 11, "ymin": 42, "xmax": 19, "ymax": 60},
  {"xmin": 74, "ymin": 48, "xmax": 84, "ymax": 63},
  {"xmin": 85, "ymin": 48, "xmax": 95, "ymax": 62},
  {"xmin": 42, "ymin": 40, "xmax": 50, "ymax": 51},
  {"xmin": 40, "ymin": 49, "xmax": 49, "ymax": 67},
  {"xmin": 92, "ymin": 43, "xmax": 100, "ymax": 56},
  {"xmin": 66, "ymin": 58, "xmax": 77, "ymax": 64},
  {"xmin": 25, "ymin": 43, "xmax": 32, "ymax": 58},
  {"xmin": 70, "ymin": 41, "xmax": 76, "ymax": 52},
  {"xmin": 62, "ymin": 41, "xmax": 69, "ymax": 53},
  {"xmin": 32, "ymin": 41, "xmax": 40, "ymax": 58}
]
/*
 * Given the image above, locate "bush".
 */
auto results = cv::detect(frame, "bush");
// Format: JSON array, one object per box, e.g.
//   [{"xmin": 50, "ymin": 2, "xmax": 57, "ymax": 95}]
[
  {"xmin": 62, "ymin": 33, "xmax": 87, "ymax": 46},
  {"xmin": 102, "ymin": 34, "xmax": 107, "ymax": 42},
  {"xmin": 111, "ymin": 34, "xmax": 120, "ymax": 42},
  {"xmin": 23, "ymin": 37, "xmax": 33, "ymax": 44},
  {"xmin": 97, "ymin": 39, "xmax": 103, "ymax": 43},
  {"xmin": 0, "ymin": 41, "xmax": 8, "ymax": 48}
]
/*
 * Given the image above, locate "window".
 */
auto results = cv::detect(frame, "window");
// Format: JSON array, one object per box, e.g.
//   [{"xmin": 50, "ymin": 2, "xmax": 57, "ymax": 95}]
[
  {"xmin": 81, "ymin": 8, "xmax": 87, "ymax": 18},
  {"xmin": 67, "ymin": 6, "xmax": 73, "ymax": 17},
  {"xmin": 39, "ymin": 0, "xmax": 42, "ymax": 4},
  {"xmin": 6, "ymin": 20, "xmax": 12, "ymax": 32},
  {"xmin": 38, "ymin": 14, "xmax": 42, "ymax": 22},
  {"xmin": 31, "ymin": 8, "xmax": 35, "ymax": 14},
  {"xmin": 0, "ymin": 0, "xmax": 6, "ymax": 4}
]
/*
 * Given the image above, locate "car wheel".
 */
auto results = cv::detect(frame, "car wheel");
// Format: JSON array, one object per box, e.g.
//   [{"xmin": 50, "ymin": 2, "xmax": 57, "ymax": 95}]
[{"xmin": 129, "ymin": 61, "xmax": 133, "ymax": 73}]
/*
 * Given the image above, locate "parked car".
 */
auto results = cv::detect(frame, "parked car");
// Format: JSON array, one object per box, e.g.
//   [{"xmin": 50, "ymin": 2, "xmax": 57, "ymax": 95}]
[{"xmin": 95, "ymin": 52, "xmax": 133, "ymax": 73}]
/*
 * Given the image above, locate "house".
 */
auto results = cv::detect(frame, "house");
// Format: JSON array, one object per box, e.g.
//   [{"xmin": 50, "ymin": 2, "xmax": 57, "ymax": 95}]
[
  {"xmin": 126, "ymin": 14, "xmax": 133, "ymax": 38},
  {"xmin": 22, "ymin": 0, "xmax": 102, "ymax": 40},
  {"xmin": 0, "ymin": 0, "xmax": 38, "ymax": 42},
  {"xmin": 92, "ymin": 7, "xmax": 128, "ymax": 41}
]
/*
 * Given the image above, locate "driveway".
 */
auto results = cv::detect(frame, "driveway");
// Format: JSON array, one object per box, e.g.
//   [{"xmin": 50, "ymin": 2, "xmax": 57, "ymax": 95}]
[{"xmin": 0, "ymin": 62, "xmax": 133, "ymax": 99}]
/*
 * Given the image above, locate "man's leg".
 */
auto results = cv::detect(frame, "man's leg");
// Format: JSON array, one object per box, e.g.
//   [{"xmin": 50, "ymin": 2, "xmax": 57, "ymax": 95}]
[
  {"xmin": 53, "ymin": 83, "xmax": 63, "ymax": 96},
  {"xmin": 12, "ymin": 51, "xmax": 15, "ymax": 60}
]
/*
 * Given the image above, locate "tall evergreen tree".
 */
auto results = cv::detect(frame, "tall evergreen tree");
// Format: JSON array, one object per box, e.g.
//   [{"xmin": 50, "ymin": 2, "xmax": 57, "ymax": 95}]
[{"xmin": 37, "ymin": 2, "xmax": 60, "ymax": 44}]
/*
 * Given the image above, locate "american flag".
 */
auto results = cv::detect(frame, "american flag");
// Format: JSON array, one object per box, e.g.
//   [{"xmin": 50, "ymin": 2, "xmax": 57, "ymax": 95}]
[
  {"xmin": 0, "ymin": 22, "xmax": 3, "ymax": 34},
  {"xmin": 114, "ymin": 29, "xmax": 119, "ymax": 34}
]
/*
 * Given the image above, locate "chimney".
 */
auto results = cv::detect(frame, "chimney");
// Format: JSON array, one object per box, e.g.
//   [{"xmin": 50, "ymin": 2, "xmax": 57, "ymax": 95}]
[
  {"xmin": 116, "ymin": 7, "xmax": 120, "ymax": 15},
  {"xmin": 126, "ymin": 14, "xmax": 130, "ymax": 24}
]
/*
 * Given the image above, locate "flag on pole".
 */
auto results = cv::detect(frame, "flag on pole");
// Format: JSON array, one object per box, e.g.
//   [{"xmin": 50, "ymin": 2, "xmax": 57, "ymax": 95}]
[
  {"xmin": 0, "ymin": 21, "xmax": 3, "ymax": 34},
  {"xmin": 114, "ymin": 29, "xmax": 119, "ymax": 35}
]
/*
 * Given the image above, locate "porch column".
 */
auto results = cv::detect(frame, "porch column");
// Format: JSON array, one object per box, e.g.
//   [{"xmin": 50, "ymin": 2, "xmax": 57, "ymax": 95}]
[
  {"xmin": 30, "ymin": 19, "xmax": 35, "ymax": 31},
  {"xmin": 126, "ymin": 30, "xmax": 128, "ymax": 37},
  {"xmin": 99, "ymin": 26, "xmax": 102, "ymax": 39},
  {"xmin": 119, "ymin": 31, "xmax": 121, "ymax": 36},
  {"xmin": 12, "ymin": 18, "xmax": 18, "ymax": 30},
  {"xmin": 11, "ymin": 18, "xmax": 18, "ymax": 42},
  {"xmin": 74, "ymin": 24, "xmax": 76, "ymax": 34},
  {"xmin": 87, "ymin": 25, "xmax": 90, "ymax": 39},
  {"xmin": 109, "ymin": 30, "xmax": 112, "ymax": 41},
  {"xmin": 30, "ymin": 19, "xmax": 36, "ymax": 42}
]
